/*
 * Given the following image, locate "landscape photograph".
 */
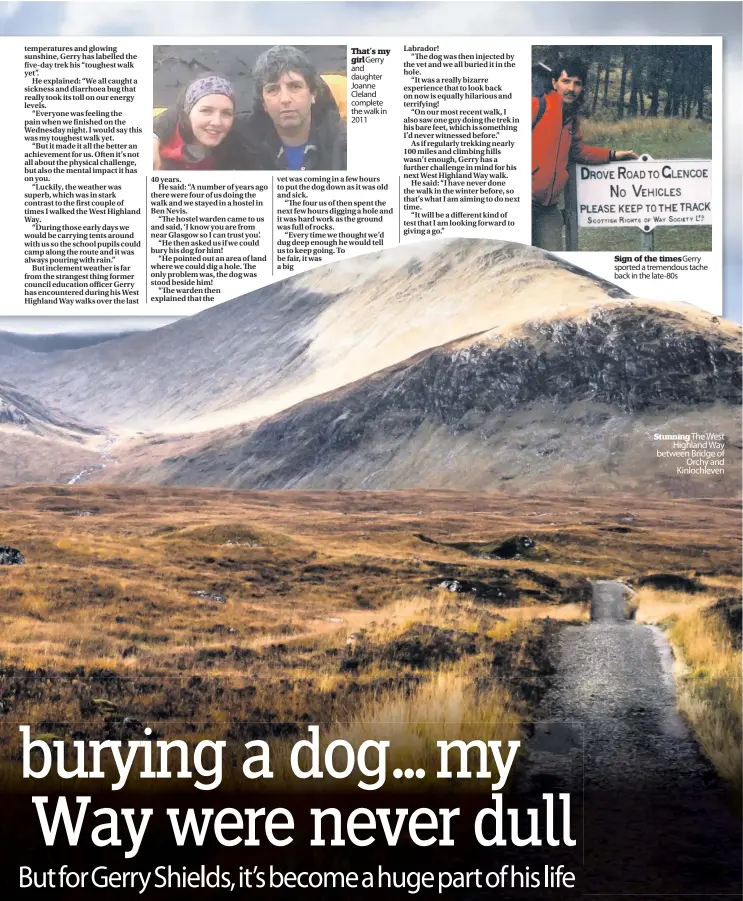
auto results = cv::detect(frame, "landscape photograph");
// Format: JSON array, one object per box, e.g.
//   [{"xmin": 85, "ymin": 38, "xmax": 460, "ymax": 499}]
[{"xmin": 0, "ymin": 238, "xmax": 740, "ymax": 895}]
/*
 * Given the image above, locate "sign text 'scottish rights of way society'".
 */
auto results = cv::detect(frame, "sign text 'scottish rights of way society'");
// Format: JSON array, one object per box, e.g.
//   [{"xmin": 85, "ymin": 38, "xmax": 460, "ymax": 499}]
[{"xmin": 577, "ymin": 160, "xmax": 711, "ymax": 229}]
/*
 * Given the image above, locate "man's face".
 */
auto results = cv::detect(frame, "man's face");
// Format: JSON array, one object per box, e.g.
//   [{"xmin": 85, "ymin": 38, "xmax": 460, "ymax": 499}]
[
  {"xmin": 552, "ymin": 70, "xmax": 583, "ymax": 105},
  {"xmin": 262, "ymin": 70, "xmax": 316, "ymax": 137}
]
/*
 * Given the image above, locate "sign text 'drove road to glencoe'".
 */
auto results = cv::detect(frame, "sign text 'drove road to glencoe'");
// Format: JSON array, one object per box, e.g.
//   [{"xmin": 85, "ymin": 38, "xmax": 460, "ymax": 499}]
[{"xmin": 576, "ymin": 158, "xmax": 711, "ymax": 230}]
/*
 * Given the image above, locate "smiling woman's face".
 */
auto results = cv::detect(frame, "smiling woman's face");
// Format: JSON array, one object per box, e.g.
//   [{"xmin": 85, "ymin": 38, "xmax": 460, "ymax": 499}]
[{"xmin": 188, "ymin": 94, "xmax": 235, "ymax": 147}]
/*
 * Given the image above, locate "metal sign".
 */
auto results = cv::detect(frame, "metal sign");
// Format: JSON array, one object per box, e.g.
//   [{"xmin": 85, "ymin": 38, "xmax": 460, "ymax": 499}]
[{"xmin": 575, "ymin": 155, "xmax": 711, "ymax": 232}]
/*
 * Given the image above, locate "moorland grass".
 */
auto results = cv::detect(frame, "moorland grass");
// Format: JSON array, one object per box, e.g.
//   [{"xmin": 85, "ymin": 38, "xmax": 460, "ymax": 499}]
[{"xmin": 636, "ymin": 586, "xmax": 742, "ymax": 791}]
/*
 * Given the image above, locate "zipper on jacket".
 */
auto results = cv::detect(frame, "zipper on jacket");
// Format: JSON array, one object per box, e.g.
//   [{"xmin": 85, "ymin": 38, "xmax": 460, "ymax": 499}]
[{"xmin": 548, "ymin": 121, "xmax": 566, "ymax": 207}]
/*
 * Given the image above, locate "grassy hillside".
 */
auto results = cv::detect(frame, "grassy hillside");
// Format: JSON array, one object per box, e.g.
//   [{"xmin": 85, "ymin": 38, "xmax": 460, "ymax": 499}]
[{"xmin": 0, "ymin": 486, "xmax": 738, "ymax": 791}]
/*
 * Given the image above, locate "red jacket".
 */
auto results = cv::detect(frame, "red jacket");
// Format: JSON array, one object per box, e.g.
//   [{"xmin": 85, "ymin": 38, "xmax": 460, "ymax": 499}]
[
  {"xmin": 159, "ymin": 124, "xmax": 215, "ymax": 170},
  {"xmin": 532, "ymin": 91, "xmax": 610, "ymax": 207}
]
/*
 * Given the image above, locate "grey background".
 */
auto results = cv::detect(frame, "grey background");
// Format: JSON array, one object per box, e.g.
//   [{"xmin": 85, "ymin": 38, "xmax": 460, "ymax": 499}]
[{"xmin": 153, "ymin": 44, "xmax": 347, "ymax": 114}]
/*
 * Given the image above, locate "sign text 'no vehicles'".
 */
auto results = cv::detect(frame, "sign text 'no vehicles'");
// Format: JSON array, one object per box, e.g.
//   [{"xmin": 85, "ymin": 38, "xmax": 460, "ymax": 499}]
[{"xmin": 577, "ymin": 159, "xmax": 711, "ymax": 230}]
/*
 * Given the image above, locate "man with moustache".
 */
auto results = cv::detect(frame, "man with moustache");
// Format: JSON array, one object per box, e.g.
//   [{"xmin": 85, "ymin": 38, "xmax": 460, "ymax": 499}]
[
  {"xmin": 245, "ymin": 45, "xmax": 346, "ymax": 170},
  {"xmin": 531, "ymin": 57, "xmax": 638, "ymax": 251},
  {"xmin": 153, "ymin": 46, "xmax": 346, "ymax": 171}
]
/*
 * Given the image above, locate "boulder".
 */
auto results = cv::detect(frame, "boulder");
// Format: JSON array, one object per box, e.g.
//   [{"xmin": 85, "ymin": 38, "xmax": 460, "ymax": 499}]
[
  {"xmin": 0, "ymin": 546, "xmax": 24, "ymax": 565},
  {"xmin": 192, "ymin": 590, "xmax": 227, "ymax": 603}
]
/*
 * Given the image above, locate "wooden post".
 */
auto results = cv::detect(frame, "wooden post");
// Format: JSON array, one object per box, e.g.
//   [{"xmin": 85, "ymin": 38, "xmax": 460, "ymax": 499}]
[
  {"xmin": 564, "ymin": 166, "xmax": 579, "ymax": 251},
  {"xmin": 641, "ymin": 227, "xmax": 655, "ymax": 251}
]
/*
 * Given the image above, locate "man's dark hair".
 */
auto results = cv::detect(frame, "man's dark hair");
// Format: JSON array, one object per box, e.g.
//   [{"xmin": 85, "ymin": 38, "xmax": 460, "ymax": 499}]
[
  {"xmin": 552, "ymin": 57, "xmax": 588, "ymax": 86},
  {"xmin": 252, "ymin": 45, "xmax": 321, "ymax": 108}
]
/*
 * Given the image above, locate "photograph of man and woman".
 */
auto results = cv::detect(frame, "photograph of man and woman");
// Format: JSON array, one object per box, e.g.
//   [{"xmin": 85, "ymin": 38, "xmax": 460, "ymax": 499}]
[{"xmin": 153, "ymin": 44, "xmax": 347, "ymax": 171}]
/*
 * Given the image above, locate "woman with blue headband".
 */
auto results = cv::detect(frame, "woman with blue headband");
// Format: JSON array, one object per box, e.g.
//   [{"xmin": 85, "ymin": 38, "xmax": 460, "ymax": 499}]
[{"xmin": 153, "ymin": 74, "xmax": 254, "ymax": 170}]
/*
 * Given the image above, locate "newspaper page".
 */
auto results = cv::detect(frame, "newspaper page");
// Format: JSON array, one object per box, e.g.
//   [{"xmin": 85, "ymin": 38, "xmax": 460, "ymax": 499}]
[{"xmin": 0, "ymin": 1, "xmax": 740, "ymax": 898}]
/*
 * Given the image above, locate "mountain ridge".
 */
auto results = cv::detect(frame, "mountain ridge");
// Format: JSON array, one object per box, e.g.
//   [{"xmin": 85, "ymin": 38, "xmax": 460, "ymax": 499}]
[
  {"xmin": 0, "ymin": 240, "xmax": 640, "ymax": 432},
  {"xmin": 142, "ymin": 303, "xmax": 739, "ymax": 496},
  {"xmin": 0, "ymin": 239, "xmax": 738, "ymax": 496}
]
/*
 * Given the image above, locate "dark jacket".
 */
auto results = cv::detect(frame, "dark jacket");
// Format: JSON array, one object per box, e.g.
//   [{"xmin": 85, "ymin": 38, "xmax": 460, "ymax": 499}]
[
  {"xmin": 240, "ymin": 79, "xmax": 346, "ymax": 171},
  {"xmin": 153, "ymin": 108, "xmax": 258, "ymax": 170},
  {"xmin": 154, "ymin": 80, "xmax": 346, "ymax": 171},
  {"xmin": 531, "ymin": 90, "xmax": 610, "ymax": 207}
]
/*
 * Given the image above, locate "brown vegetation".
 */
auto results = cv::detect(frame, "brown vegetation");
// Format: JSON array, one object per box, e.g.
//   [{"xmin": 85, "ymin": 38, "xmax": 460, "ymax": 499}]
[
  {"xmin": 636, "ymin": 584, "xmax": 742, "ymax": 791},
  {"xmin": 0, "ymin": 486, "xmax": 739, "ymax": 785}
]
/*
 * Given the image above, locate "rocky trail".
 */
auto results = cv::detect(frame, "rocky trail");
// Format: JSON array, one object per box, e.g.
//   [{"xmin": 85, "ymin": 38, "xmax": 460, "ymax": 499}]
[{"xmin": 519, "ymin": 579, "xmax": 742, "ymax": 895}]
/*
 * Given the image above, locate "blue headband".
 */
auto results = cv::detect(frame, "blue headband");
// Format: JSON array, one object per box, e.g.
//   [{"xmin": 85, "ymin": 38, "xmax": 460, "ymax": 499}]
[{"xmin": 184, "ymin": 76, "xmax": 236, "ymax": 114}]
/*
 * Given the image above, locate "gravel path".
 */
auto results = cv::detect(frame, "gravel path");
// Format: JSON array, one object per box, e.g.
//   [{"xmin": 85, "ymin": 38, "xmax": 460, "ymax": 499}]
[{"xmin": 521, "ymin": 580, "xmax": 742, "ymax": 895}]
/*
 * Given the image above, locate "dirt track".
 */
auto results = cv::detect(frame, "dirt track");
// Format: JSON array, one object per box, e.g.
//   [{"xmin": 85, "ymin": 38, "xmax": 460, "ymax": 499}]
[{"xmin": 522, "ymin": 579, "xmax": 742, "ymax": 895}]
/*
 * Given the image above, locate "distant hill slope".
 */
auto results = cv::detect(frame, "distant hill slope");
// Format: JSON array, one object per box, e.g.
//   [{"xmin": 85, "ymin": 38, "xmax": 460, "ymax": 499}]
[
  {"xmin": 0, "ymin": 239, "xmax": 738, "ymax": 496},
  {"xmin": 0, "ymin": 381, "xmax": 97, "ymax": 434},
  {"xmin": 0, "ymin": 331, "xmax": 137, "ymax": 353},
  {"xmin": 0, "ymin": 382, "xmax": 102, "ymax": 485},
  {"xmin": 0, "ymin": 240, "xmax": 633, "ymax": 432},
  {"xmin": 146, "ymin": 303, "xmax": 740, "ymax": 497}
]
